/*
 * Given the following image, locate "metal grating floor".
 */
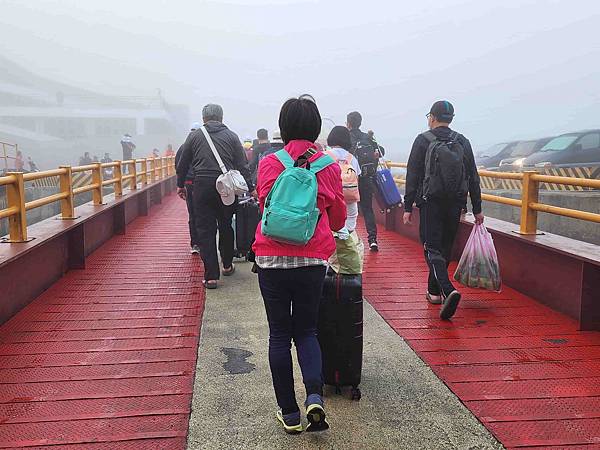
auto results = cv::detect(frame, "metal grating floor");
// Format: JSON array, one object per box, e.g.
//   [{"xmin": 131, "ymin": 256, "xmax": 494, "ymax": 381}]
[
  {"xmin": 362, "ymin": 225, "xmax": 600, "ymax": 449},
  {"xmin": 0, "ymin": 195, "xmax": 204, "ymax": 449}
]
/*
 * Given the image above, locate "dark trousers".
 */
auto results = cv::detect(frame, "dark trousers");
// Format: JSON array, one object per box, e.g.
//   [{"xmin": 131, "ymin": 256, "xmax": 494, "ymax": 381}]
[
  {"xmin": 185, "ymin": 183, "xmax": 199, "ymax": 247},
  {"xmin": 358, "ymin": 176, "xmax": 378, "ymax": 242},
  {"xmin": 122, "ymin": 151, "xmax": 132, "ymax": 174},
  {"xmin": 193, "ymin": 177, "xmax": 235, "ymax": 281},
  {"xmin": 419, "ymin": 198, "xmax": 463, "ymax": 298},
  {"xmin": 258, "ymin": 265, "xmax": 327, "ymax": 414}
]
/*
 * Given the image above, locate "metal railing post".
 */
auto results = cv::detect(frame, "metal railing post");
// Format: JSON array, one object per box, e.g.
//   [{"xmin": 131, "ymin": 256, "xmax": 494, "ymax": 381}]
[
  {"xmin": 131, "ymin": 160, "xmax": 138, "ymax": 190},
  {"xmin": 59, "ymin": 166, "xmax": 75, "ymax": 219},
  {"xmin": 114, "ymin": 161, "xmax": 123, "ymax": 196},
  {"xmin": 141, "ymin": 159, "xmax": 148, "ymax": 186},
  {"xmin": 92, "ymin": 163, "xmax": 104, "ymax": 205},
  {"xmin": 5, "ymin": 172, "xmax": 28, "ymax": 242},
  {"xmin": 519, "ymin": 170, "xmax": 539, "ymax": 235}
]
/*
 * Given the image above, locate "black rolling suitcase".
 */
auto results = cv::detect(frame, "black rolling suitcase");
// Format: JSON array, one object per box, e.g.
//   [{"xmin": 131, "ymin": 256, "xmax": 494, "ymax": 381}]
[
  {"xmin": 234, "ymin": 198, "xmax": 261, "ymax": 259},
  {"xmin": 318, "ymin": 270, "xmax": 363, "ymax": 400}
]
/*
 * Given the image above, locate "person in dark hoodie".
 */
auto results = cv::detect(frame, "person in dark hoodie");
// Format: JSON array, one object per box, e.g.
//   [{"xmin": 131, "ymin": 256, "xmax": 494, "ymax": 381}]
[
  {"xmin": 176, "ymin": 122, "xmax": 201, "ymax": 254},
  {"xmin": 347, "ymin": 111, "xmax": 384, "ymax": 252},
  {"xmin": 176, "ymin": 104, "xmax": 254, "ymax": 289},
  {"xmin": 248, "ymin": 128, "xmax": 270, "ymax": 183},
  {"xmin": 403, "ymin": 100, "xmax": 484, "ymax": 320}
]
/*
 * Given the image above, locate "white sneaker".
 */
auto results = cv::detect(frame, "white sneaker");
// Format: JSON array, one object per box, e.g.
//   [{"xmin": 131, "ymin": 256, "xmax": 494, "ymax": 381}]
[
  {"xmin": 426, "ymin": 292, "xmax": 442, "ymax": 305},
  {"xmin": 190, "ymin": 245, "xmax": 200, "ymax": 255}
]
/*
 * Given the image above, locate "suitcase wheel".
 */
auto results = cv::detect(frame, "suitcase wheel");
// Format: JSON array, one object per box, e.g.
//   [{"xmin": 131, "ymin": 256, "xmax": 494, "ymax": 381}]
[{"xmin": 351, "ymin": 386, "xmax": 362, "ymax": 401}]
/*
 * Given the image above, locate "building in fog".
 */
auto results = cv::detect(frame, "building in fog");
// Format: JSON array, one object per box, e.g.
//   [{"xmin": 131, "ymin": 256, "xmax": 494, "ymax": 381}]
[{"xmin": 0, "ymin": 56, "xmax": 188, "ymax": 170}]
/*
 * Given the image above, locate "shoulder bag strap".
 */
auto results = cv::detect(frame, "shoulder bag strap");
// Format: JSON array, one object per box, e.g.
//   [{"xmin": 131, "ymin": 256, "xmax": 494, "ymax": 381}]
[{"xmin": 200, "ymin": 125, "xmax": 227, "ymax": 175}]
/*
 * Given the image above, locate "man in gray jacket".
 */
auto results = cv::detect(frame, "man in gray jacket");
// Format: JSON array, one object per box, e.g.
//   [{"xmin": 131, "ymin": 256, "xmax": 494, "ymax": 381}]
[{"xmin": 176, "ymin": 104, "xmax": 254, "ymax": 289}]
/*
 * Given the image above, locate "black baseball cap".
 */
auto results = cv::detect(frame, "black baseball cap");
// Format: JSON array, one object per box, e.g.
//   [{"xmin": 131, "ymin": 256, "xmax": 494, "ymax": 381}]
[{"xmin": 429, "ymin": 100, "xmax": 455, "ymax": 122}]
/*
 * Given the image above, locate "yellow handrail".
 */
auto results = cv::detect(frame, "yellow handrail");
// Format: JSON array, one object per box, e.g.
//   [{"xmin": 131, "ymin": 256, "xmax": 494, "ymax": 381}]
[
  {"xmin": 0, "ymin": 156, "xmax": 176, "ymax": 242},
  {"xmin": 390, "ymin": 162, "xmax": 600, "ymax": 235}
]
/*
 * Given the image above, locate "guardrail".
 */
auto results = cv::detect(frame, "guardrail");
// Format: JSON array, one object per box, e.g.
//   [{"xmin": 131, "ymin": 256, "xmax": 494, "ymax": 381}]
[
  {"xmin": 0, "ymin": 156, "xmax": 175, "ymax": 242},
  {"xmin": 386, "ymin": 162, "xmax": 600, "ymax": 235},
  {"xmin": 1, "ymin": 141, "xmax": 18, "ymax": 172}
]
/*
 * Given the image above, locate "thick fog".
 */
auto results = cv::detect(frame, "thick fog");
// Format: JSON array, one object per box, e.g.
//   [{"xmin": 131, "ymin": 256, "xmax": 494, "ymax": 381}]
[{"xmin": 2, "ymin": 0, "xmax": 600, "ymax": 162}]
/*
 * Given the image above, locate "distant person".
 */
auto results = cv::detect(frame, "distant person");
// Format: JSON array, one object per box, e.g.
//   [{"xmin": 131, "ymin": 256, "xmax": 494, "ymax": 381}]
[
  {"xmin": 249, "ymin": 128, "xmax": 270, "ymax": 183},
  {"xmin": 79, "ymin": 152, "xmax": 92, "ymax": 166},
  {"xmin": 253, "ymin": 95, "xmax": 346, "ymax": 434},
  {"xmin": 347, "ymin": 111, "xmax": 384, "ymax": 251},
  {"xmin": 27, "ymin": 156, "xmax": 39, "ymax": 172},
  {"xmin": 101, "ymin": 153, "xmax": 113, "ymax": 179},
  {"xmin": 165, "ymin": 144, "xmax": 175, "ymax": 157},
  {"xmin": 92, "ymin": 155, "xmax": 99, "ymax": 163},
  {"xmin": 151, "ymin": 148, "xmax": 160, "ymax": 158},
  {"xmin": 268, "ymin": 130, "xmax": 285, "ymax": 153},
  {"xmin": 327, "ymin": 126, "xmax": 361, "ymax": 232},
  {"xmin": 176, "ymin": 122, "xmax": 201, "ymax": 254},
  {"xmin": 15, "ymin": 151, "xmax": 24, "ymax": 171},
  {"xmin": 403, "ymin": 100, "xmax": 484, "ymax": 320},
  {"xmin": 120, "ymin": 134, "xmax": 136, "ymax": 173},
  {"xmin": 243, "ymin": 140, "xmax": 253, "ymax": 162},
  {"xmin": 176, "ymin": 104, "xmax": 254, "ymax": 289}
]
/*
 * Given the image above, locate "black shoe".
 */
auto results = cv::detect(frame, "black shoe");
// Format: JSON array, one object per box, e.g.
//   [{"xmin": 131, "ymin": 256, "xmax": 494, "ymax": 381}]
[
  {"xmin": 369, "ymin": 241, "xmax": 379, "ymax": 252},
  {"xmin": 440, "ymin": 290, "xmax": 461, "ymax": 320},
  {"xmin": 305, "ymin": 394, "xmax": 329, "ymax": 432}
]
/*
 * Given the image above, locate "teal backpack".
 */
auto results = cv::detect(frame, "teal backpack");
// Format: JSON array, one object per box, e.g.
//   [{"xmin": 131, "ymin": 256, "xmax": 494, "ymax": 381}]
[{"xmin": 262, "ymin": 149, "xmax": 335, "ymax": 245}]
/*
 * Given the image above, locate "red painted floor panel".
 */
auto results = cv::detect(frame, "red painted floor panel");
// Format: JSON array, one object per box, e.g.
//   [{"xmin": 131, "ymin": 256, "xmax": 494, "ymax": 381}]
[
  {"xmin": 0, "ymin": 195, "xmax": 204, "ymax": 449},
  {"xmin": 362, "ymin": 224, "xmax": 600, "ymax": 449}
]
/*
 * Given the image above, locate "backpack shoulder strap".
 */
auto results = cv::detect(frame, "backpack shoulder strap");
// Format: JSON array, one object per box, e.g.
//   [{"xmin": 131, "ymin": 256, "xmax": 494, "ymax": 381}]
[
  {"xmin": 309, "ymin": 154, "xmax": 335, "ymax": 173},
  {"xmin": 274, "ymin": 149, "xmax": 294, "ymax": 169},
  {"xmin": 422, "ymin": 131, "xmax": 437, "ymax": 143}
]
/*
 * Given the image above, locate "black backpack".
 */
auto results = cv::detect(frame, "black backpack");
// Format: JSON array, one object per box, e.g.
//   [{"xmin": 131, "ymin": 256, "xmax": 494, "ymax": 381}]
[
  {"xmin": 421, "ymin": 131, "xmax": 468, "ymax": 200},
  {"xmin": 353, "ymin": 134, "xmax": 379, "ymax": 177}
]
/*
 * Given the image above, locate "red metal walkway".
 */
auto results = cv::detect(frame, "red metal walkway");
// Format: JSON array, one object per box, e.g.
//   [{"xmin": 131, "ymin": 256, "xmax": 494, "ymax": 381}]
[
  {"xmin": 363, "ymin": 225, "xmax": 600, "ymax": 449},
  {"xmin": 0, "ymin": 196, "xmax": 205, "ymax": 449}
]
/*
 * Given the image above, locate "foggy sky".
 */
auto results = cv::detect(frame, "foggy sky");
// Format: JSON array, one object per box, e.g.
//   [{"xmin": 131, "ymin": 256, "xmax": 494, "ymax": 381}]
[{"xmin": 2, "ymin": 0, "xmax": 600, "ymax": 159}]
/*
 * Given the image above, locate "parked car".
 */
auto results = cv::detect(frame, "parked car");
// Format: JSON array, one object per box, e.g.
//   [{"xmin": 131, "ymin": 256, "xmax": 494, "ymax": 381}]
[
  {"xmin": 498, "ymin": 137, "xmax": 554, "ymax": 170},
  {"xmin": 476, "ymin": 141, "xmax": 520, "ymax": 169},
  {"xmin": 523, "ymin": 130, "xmax": 600, "ymax": 167}
]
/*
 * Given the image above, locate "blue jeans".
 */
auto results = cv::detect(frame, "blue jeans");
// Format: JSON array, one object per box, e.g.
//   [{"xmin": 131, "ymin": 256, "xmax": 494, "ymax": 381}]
[{"xmin": 258, "ymin": 265, "xmax": 326, "ymax": 414}]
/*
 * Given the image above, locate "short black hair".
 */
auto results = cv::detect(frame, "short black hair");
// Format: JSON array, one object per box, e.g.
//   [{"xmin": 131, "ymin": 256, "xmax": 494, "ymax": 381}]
[
  {"xmin": 347, "ymin": 111, "xmax": 362, "ymax": 129},
  {"xmin": 327, "ymin": 126, "xmax": 352, "ymax": 150},
  {"xmin": 278, "ymin": 94, "xmax": 322, "ymax": 144},
  {"xmin": 257, "ymin": 128, "xmax": 268, "ymax": 140}
]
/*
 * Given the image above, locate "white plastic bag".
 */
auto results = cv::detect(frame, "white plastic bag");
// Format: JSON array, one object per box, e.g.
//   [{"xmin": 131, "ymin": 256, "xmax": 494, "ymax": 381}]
[{"xmin": 453, "ymin": 223, "xmax": 501, "ymax": 291}]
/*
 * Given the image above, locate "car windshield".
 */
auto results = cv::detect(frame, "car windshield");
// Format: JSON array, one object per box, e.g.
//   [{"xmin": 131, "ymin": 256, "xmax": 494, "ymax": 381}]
[
  {"xmin": 479, "ymin": 143, "xmax": 507, "ymax": 158},
  {"xmin": 539, "ymin": 135, "xmax": 578, "ymax": 152},
  {"xmin": 510, "ymin": 141, "xmax": 538, "ymax": 157}
]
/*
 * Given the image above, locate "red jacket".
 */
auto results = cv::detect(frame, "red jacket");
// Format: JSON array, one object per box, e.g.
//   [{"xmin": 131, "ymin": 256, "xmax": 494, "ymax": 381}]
[{"xmin": 252, "ymin": 140, "xmax": 346, "ymax": 260}]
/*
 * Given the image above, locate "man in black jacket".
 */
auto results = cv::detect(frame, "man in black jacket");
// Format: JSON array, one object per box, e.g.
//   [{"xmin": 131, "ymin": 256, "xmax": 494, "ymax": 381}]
[
  {"xmin": 403, "ymin": 101, "xmax": 484, "ymax": 320},
  {"xmin": 176, "ymin": 122, "xmax": 201, "ymax": 255},
  {"xmin": 347, "ymin": 111, "xmax": 384, "ymax": 251},
  {"xmin": 176, "ymin": 104, "xmax": 254, "ymax": 289},
  {"xmin": 248, "ymin": 128, "xmax": 270, "ymax": 185}
]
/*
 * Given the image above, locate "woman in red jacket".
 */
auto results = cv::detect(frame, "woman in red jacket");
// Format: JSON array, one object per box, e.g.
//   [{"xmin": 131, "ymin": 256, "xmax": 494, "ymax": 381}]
[{"xmin": 253, "ymin": 95, "xmax": 346, "ymax": 434}]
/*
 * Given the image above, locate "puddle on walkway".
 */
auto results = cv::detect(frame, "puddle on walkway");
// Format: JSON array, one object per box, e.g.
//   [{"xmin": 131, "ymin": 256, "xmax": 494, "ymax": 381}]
[{"xmin": 221, "ymin": 347, "xmax": 256, "ymax": 374}]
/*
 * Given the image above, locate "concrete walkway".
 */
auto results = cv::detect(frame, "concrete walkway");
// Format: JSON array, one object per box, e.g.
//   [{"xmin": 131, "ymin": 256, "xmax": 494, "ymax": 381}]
[{"xmin": 187, "ymin": 261, "xmax": 501, "ymax": 450}]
